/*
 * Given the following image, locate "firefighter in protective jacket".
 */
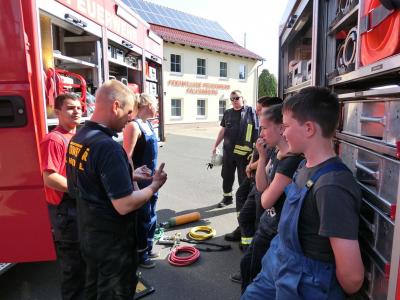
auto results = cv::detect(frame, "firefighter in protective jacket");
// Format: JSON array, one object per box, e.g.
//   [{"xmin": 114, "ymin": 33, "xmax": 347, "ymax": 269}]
[{"xmin": 212, "ymin": 90, "xmax": 258, "ymax": 207}]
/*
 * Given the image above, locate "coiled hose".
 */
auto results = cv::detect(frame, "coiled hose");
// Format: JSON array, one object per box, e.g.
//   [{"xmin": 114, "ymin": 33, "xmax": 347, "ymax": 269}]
[
  {"xmin": 168, "ymin": 246, "xmax": 200, "ymax": 267},
  {"xmin": 188, "ymin": 226, "xmax": 216, "ymax": 241}
]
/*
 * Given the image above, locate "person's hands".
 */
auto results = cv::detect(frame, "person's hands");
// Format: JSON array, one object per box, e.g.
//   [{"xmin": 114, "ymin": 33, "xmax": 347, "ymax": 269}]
[
  {"xmin": 255, "ymin": 138, "xmax": 267, "ymax": 157},
  {"xmin": 212, "ymin": 145, "xmax": 217, "ymax": 155},
  {"xmin": 245, "ymin": 163, "xmax": 252, "ymax": 178},
  {"xmin": 151, "ymin": 163, "xmax": 167, "ymax": 191},
  {"xmin": 133, "ymin": 165, "xmax": 152, "ymax": 182}
]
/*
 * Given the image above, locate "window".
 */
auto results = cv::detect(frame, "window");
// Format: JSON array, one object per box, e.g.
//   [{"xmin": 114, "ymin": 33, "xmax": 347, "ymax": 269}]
[
  {"xmin": 219, "ymin": 100, "xmax": 226, "ymax": 121},
  {"xmin": 197, "ymin": 99, "xmax": 206, "ymax": 117},
  {"xmin": 197, "ymin": 58, "xmax": 206, "ymax": 75},
  {"xmin": 171, "ymin": 99, "xmax": 182, "ymax": 117},
  {"xmin": 239, "ymin": 64, "xmax": 246, "ymax": 80},
  {"xmin": 220, "ymin": 62, "xmax": 227, "ymax": 78},
  {"xmin": 170, "ymin": 54, "xmax": 181, "ymax": 73}
]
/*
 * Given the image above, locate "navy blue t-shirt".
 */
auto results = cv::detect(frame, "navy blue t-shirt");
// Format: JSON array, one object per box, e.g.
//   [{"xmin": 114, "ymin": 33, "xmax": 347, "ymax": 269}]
[{"xmin": 66, "ymin": 121, "xmax": 134, "ymax": 220}]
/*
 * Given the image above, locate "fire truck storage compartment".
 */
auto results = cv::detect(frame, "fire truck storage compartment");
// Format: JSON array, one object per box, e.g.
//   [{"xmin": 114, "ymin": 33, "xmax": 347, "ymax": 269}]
[
  {"xmin": 342, "ymin": 98, "xmax": 400, "ymax": 147},
  {"xmin": 326, "ymin": 0, "xmax": 359, "ymax": 79},
  {"xmin": 338, "ymin": 140, "xmax": 399, "ymax": 218},
  {"xmin": 359, "ymin": 199, "xmax": 394, "ymax": 263},
  {"xmin": 51, "ymin": 26, "xmax": 101, "ymax": 91},
  {"xmin": 39, "ymin": 8, "xmax": 102, "ymax": 118},
  {"xmin": 362, "ymin": 248, "xmax": 390, "ymax": 300},
  {"xmin": 107, "ymin": 37, "xmax": 142, "ymax": 92},
  {"xmin": 280, "ymin": 0, "xmax": 313, "ymax": 95}
]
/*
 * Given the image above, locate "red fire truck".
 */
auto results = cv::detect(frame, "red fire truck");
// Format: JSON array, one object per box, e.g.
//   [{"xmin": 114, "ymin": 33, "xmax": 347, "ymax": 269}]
[
  {"xmin": 0, "ymin": 0, "xmax": 164, "ymax": 273},
  {"xmin": 278, "ymin": 0, "xmax": 400, "ymax": 299}
]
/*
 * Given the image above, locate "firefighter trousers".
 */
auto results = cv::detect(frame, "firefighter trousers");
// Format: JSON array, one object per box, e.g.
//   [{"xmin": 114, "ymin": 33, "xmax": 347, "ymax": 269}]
[
  {"xmin": 235, "ymin": 177, "xmax": 254, "ymax": 213},
  {"xmin": 221, "ymin": 151, "xmax": 248, "ymax": 195},
  {"xmin": 48, "ymin": 194, "xmax": 86, "ymax": 300},
  {"xmin": 238, "ymin": 185, "xmax": 263, "ymax": 246}
]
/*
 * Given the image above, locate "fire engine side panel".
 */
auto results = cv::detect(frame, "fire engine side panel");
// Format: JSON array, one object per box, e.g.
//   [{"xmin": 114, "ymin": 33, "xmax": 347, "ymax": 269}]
[{"xmin": 0, "ymin": 0, "xmax": 56, "ymax": 262}]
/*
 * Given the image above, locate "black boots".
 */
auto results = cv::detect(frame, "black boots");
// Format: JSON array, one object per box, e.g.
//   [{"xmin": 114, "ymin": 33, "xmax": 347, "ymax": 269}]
[
  {"xmin": 217, "ymin": 196, "xmax": 233, "ymax": 208},
  {"xmin": 224, "ymin": 226, "xmax": 241, "ymax": 241}
]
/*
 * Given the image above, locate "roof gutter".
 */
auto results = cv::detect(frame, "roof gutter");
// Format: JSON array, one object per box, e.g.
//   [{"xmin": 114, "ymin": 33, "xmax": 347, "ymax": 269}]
[{"xmin": 255, "ymin": 58, "xmax": 265, "ymax": 103}]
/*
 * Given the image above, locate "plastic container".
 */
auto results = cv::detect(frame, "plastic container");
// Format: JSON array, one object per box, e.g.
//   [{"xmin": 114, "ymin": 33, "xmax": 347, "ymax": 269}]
[{"xmin": 360, "ymin": 0, "xmax": 400, "ymax": 66}]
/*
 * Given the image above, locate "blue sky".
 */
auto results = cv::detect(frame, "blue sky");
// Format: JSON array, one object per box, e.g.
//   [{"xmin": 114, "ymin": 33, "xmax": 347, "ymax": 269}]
[{"xmin": 147, "ymin": 0, "xmax": 290, "ymax": 77}]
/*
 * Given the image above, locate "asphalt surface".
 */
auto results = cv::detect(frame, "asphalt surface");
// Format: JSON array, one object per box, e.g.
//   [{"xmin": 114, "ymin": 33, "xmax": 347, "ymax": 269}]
[{"xmin": 0, "ymin": 131, "xmax": 243, "ymax": 300}]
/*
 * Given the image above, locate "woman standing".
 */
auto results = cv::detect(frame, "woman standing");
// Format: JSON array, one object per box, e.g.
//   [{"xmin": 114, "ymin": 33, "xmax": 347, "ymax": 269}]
[{"xmin": 123, "ymin": 93, "xmax": 159, "ymax": 268}]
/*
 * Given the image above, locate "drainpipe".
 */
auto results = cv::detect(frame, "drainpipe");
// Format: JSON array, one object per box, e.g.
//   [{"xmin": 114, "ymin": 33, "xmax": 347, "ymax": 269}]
[{"xmin": 255, "ymin": 58, "xmax": 265, "ymax": 104}]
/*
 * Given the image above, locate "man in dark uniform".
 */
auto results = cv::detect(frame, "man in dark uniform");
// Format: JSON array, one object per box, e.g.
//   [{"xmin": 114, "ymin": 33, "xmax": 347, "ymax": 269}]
[
  {"xmin": 66, "ymin": 80, "xmax": 167, "ymax": 300},
  {"xmin": 212, "ymin": 90, "xmax": 258, "ymax": 208}
]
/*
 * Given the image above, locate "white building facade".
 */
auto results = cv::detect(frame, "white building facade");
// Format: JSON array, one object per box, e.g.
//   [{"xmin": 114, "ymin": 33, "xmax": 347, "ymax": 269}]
[
  {"xmin": 163, "ymin": 43, "xmax": 260, "ymax": 124},
  {"xmin": 128, "ymin": 0, "xmax": 263, "ymax": 125}
]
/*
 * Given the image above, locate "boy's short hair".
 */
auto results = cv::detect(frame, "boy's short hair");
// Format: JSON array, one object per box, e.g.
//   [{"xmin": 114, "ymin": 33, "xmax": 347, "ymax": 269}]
[
  {"xmin": 283, "ymin": 87, "xmax": 339, "ymax": 137},
  {"xmin": 54, "ymin": 93, "xmax": 79, "ymax": 110},
  {"xmin": 258, "ymin": 96, "xmax": 283, "ymax": 107},
  {"xmin": 263, "ymin": 104, "xmax": 283, "ymax": 124}
]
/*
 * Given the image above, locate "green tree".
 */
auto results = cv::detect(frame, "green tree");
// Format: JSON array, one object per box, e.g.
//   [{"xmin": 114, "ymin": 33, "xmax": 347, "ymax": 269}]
[{"xmin": 258, "ymin": 69, "xmax": 277, "ymax": 97}]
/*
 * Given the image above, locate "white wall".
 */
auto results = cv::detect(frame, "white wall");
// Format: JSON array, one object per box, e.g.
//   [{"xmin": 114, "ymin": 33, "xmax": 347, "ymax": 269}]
[{"xmin": 163, "ymin": 43, "xmax": 260, "ymax": 124}]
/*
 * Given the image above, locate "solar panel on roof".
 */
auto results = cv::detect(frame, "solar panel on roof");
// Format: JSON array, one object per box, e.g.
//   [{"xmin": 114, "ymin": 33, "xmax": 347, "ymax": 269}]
[{"xmin": 123, "ymin": 0, "xmax": 235, "ymax": 42}]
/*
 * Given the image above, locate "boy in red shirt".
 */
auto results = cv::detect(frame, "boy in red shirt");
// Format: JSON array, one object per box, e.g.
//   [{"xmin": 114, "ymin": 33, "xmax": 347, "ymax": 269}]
[{"xmin": 40, "ymin": 94, "xmax": 84, "ymax": 300}]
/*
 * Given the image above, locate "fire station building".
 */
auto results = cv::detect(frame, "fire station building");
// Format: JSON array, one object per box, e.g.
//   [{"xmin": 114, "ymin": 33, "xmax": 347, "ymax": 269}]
[{"xmin": 127, "ymin": 0, "xmax": 262, "ymax": 124}]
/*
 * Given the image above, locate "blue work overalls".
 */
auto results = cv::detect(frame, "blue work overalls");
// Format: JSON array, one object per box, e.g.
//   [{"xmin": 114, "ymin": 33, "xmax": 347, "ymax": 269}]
[
  {"xmin": 134, "ymin": 120, "xmax": 158, "ymax": 262},
  {"xmin": 242, "ymin": 162, "xmax": 350, "ymax": 300}
]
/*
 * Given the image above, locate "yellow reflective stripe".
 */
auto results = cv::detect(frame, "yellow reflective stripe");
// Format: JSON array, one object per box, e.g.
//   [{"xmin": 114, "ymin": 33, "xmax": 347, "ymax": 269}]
[
  {"xmin": 234, "ymin": 145, "xmax": 252, "ymax": 152},
  {"xmin": 241, "ymin": 237, "xmax": 253, "ymax": 245},
  {"xmin": 233, "ymin": 149, "xmax": 247, "ymax": 156},
  {"xmin": 223, "ymin": 192, "xmax": 232, "ymax": 196},
  {"xmin": 245, "ymin": 124, "xmax": 253, "ymax": 142}
]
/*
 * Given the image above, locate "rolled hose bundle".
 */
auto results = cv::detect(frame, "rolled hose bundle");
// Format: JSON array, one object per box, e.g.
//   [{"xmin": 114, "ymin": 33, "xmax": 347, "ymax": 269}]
[
  {"xmin": 188, "ymin": 226, "xmax": 216, "ymax": 241},
  {"xmin": 168, "ymin": 245, "xmax": 200, "ymax": 267},
  {"xmin": 336, "ymin": 27, "xmax": 357, "ymax": 69}
]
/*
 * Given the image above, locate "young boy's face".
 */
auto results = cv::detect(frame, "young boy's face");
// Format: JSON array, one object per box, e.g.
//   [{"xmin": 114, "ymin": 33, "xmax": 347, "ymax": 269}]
[
  {"xmin": 56, "ymin": 98, "xmax": 82, "ymax": 130},
  {"xmin": 282, "ymin": 110, "xmax": 305, "ymax": 153}
]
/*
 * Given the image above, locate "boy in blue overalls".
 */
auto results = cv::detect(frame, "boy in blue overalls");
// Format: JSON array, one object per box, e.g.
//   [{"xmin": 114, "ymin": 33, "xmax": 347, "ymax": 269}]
[{"xmin": 242, "ymin": 87, "xmax": 364, "ymax": 299}]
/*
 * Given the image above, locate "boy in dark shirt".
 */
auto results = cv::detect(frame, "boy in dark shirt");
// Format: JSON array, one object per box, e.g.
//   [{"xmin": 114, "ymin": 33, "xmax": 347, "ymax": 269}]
[{"xmin": 242, "ymin": 87, "xmax": 364, "ymax": 299}]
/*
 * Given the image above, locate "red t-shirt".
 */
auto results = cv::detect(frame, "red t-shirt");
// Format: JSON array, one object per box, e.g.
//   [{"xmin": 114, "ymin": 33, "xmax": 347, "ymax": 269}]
[{"xmin": 40, "ymin": 126, "xmax": 74, "ymax": 205}]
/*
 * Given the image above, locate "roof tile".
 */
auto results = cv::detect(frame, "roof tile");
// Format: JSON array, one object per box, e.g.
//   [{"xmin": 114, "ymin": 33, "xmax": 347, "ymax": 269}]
[{"xmin": 150, "ymin": 24, "xmax": 263, "ymax": 60}]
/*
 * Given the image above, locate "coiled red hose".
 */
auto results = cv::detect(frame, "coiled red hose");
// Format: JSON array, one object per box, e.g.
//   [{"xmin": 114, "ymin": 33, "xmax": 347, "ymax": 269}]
[{"xmin": 168, "ymin": 245, "xmax": 200, "ymax": 267}]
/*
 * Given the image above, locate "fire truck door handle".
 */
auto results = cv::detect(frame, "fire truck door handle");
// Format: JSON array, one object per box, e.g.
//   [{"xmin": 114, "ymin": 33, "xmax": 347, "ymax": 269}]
[
  {"xmin": 355, "ymin": 160, "xmax": 380, "ymax": 181},
  {"xmin": 0, "ymin": 96, "xmax": 27, "ymax": 128},
  {"xmin": 360, "ymin": 115, "xmax": 386, "ymax": 126}
]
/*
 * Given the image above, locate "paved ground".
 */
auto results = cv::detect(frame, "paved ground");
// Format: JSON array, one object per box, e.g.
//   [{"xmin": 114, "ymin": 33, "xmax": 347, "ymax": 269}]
[{"xmin": 0, "ymin": 125, "xmax": 243, "ymax": 300}]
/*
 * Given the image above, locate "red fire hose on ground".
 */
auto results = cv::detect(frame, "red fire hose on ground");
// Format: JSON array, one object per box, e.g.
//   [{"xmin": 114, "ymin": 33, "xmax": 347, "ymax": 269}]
[{"xmin": 168, "ymin": 246, "xmax": 200, "ymax": 267}]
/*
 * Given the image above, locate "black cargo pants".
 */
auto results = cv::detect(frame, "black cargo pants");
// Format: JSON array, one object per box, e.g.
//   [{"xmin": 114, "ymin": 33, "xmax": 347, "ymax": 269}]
[
  {"xmin": 48, "ymin": 193, "xmax": 86, "ymax": 300},
  {"xmin": 78, "ymin": 199, "xmax": 138, "ymax": 300},
  {"xmin": 221, "ymin": 149, "xmax": 248, "ymax": 195},
  {"xmin": 238, "ymin": 185, "xmax": 264, "ymax": 246}
]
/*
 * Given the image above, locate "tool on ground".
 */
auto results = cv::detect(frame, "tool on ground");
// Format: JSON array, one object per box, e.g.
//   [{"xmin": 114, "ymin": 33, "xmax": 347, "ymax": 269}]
[
  {"xmin": 134, "ymin": 272, "xmax": 155, "ymax": 299},
  {"xmin": 188, "ymin": 225, "xmax": 216, "ymax": 241},
  {"xmin": 158, "ymin": 232, "xmax": 231, "ymax": 252},
  {"xmin": 160, "ymin": 212, "xmax": 201, "ymax": 228}
]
